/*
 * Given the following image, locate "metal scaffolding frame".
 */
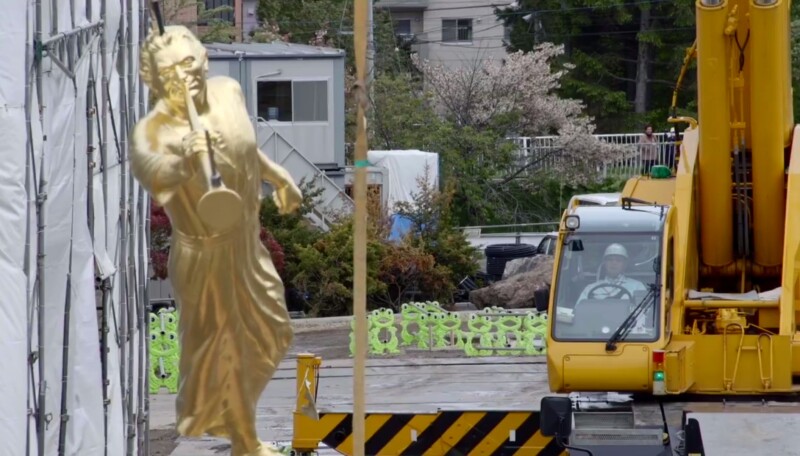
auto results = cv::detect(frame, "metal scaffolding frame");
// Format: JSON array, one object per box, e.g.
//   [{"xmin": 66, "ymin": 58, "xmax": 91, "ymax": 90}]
[{"xmin": 7, "ymin": 0, "xmax": 150, "ymax": 455}]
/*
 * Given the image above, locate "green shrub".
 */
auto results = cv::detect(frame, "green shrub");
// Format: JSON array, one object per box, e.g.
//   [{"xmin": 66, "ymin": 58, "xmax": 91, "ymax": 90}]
[
  {"xmin": 291, "ymin": 217, "xmax": 388, "ymax": 317},
  {"xmin": 394, "ymin": 176, "xmax": 481, "ymax": 290}
]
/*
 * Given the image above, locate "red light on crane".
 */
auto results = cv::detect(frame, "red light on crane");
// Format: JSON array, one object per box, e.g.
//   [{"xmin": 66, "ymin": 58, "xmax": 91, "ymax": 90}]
[{"xmin": 653, "ymin": 350, "xmax": 665, "ymax": 364}]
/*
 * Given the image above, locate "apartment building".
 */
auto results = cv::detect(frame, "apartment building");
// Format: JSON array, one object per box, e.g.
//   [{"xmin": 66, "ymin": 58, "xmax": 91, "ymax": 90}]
[{"xmin": 375, "ymin": 0, "xmax": 511, "ymax": 67}]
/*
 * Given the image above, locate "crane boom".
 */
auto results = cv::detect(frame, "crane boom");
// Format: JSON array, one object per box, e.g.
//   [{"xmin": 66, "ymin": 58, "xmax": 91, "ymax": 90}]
[
  {"xmin": 695, "ymin": 0, "xmax": 733, "ymax": 269},
  {"xmin": 696, "ymin": 0, "xmax": 793, "ymax": 276},
  {"xmin": 747, "ymin": 0, "xmax": 792, "ymax": 269}
]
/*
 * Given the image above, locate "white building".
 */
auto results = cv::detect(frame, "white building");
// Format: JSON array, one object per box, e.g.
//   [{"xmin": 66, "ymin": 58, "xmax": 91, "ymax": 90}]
[
  {"xmin": 376, "ymin": 0, "xmax": 510, "ymax": 67},
  {"xmin": 205, "ymin": 42, "xmax": 353, "ymax": 227}
]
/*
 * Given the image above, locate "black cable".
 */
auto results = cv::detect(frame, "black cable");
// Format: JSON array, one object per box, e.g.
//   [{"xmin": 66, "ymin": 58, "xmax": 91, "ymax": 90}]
[
  {"xmin": 558, "ymin": 435, "xmax": 594, "ymax": 456},
  {"xmin": 735, "ymin": 29, "xmax": 750, "ymax": 73}
]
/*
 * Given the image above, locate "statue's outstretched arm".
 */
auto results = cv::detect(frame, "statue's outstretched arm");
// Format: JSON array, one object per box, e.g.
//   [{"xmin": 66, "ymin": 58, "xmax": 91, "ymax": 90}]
[
  {"xmin": 257, "ymin": 150, "xmax": 294, "ymax": 190},
  {"xmin": 130, "ymin": 122, "xmax": 195, "ymax": 206},
  {"xmin": 219, "ymin": 76, "xmax": 303, "ymax": 214},
  {"xmin": 258, "ymin": 150, "xmax": 303, "ymax": 214}
]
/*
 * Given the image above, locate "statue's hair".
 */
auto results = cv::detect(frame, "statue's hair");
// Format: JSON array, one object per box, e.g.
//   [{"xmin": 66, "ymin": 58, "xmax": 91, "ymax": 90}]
[{"xmin": 139, "ymin": 25, "xmax": 205, "ymax": 99}]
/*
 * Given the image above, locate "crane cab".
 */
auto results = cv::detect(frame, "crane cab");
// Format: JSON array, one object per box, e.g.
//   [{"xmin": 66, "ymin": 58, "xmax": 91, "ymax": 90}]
[{"xmin": 544, "ymin": 201, "xmax": 671, "ymax": 393}]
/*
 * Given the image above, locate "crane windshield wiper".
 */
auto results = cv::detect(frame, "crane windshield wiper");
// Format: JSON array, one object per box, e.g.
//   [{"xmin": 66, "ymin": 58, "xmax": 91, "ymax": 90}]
[{"xmin": 605, "ymin": 283, "xmax": 658, "ymax": 352}]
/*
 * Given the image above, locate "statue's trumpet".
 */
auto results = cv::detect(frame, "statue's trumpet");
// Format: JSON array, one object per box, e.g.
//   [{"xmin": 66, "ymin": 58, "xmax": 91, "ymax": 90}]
[
  {"xmin": 179, "ymin": 73, "xmax": 244, "ymax": 232},
  {"xmin": 150, "ymin": 0, "xmax": 243, "ymax": 231}
]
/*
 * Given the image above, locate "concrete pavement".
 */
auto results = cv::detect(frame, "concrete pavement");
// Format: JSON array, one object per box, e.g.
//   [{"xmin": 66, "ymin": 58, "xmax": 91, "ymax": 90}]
[
  {"xmin": 148, "ymin": 311, "xmax": 553, "ymax": 455},
  {"xmin": 150, "ymin": 356, "xmax": 551, "ymax": 455}
]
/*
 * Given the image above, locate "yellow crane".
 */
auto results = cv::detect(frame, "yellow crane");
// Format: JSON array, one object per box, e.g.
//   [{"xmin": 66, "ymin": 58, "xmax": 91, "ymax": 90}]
[{"xmin": 537, "ymin": 0, "xmax": 800, "ymax": 452}]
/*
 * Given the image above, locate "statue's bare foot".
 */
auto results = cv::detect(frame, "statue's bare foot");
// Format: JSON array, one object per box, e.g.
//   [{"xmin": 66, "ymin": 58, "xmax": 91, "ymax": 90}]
[
  {"xmin": 236, "ymin": 441, "xmax": 284, "ymax": 456},
  {"xmin": 256, "ymin": 441, "xmax": 285, "ymax": 456}
]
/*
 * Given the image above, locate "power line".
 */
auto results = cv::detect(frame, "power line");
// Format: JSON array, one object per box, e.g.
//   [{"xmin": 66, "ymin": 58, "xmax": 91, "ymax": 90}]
[
  {"xmin": 246, "ymin": 0, "xmax": 679, "ymax": 28},
  {"xmin": 384, "ymin": 0, "xmax": 673, "ymax": 14},
  {"xmin": 495, "ymin": 0, "xmax": 675, "ymax": 15}
]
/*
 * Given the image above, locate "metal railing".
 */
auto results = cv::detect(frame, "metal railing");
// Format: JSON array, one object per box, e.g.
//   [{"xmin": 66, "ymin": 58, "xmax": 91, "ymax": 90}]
[
  {"xmin": 511, "ymin": 132, "xmax": 680, "ymax": 180},
  {"xmin": 256, "ymin": 117, "xmax": 354, "ymax": 231}
]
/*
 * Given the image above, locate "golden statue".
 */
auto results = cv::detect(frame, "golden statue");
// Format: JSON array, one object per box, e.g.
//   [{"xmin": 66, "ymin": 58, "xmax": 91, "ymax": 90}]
[{"xmin": 131, "ymin": 24, "xmax": 303, "ymax": 456}]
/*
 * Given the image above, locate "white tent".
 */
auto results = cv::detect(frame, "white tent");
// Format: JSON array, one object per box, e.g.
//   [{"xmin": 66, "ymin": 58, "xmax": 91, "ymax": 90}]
[
  {"xmin": 367, "ymin": 149, "xmax": 439, "ymax": 211},
  {"xmin": 0, "ymin": 1, "xmax": 149, "ymax": 455}
]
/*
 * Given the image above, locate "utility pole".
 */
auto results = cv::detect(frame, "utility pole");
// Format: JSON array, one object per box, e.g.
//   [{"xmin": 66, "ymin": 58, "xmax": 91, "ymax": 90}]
[
  {"xmin": 352, "ymin": 0, "xmax": 370, "ymax": 453},
  {"xmin": 367, "ymin": 0, "xmax": 374, "ymax": 86}
]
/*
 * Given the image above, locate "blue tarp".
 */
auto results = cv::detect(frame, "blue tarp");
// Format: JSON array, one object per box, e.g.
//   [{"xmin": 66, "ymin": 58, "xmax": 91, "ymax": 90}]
[{"xmin": 388, "ymin": 214, "xmax": 414, "ymax": 241}]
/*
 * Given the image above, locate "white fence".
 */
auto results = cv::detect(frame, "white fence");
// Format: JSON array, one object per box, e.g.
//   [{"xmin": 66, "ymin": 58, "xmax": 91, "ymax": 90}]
[{"xmin": 512, "ymin": 132, "xmax": 680, "ymax": 180}]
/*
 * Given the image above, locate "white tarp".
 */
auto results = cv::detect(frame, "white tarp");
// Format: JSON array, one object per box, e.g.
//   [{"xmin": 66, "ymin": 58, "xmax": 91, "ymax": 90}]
[
  {"xmin": 367, "ymin": 149, "xmax": 439, "ymax": 211},
  {"xmin": 0, "ymin": 3, "xmax": 32, "ymax": 456},
  {"xmin": 40, "ymin": 40, "xmax": 106, "ymax": 455},
  {"xmin": 0, "ymin": 1, "xmax": 148, "ymax": 455}
]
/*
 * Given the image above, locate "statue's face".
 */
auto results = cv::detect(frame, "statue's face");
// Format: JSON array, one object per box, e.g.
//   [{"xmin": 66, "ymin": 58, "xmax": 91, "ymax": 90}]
[{"xmin": 154, "ymin": 30, "xmax": 208, "ymax": 102}]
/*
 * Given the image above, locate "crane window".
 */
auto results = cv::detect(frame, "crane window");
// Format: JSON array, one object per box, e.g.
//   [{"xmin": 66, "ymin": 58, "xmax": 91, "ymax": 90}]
[{"xmin": 551, "ymin": 232, "xmax": 661, "ymax": 342}]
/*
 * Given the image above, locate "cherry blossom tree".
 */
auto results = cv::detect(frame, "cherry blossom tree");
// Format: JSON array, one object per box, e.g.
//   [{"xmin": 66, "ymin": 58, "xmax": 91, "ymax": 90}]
[{"xmin": 411, "ymin": 43, "xmax": 627, "ymax": 184}]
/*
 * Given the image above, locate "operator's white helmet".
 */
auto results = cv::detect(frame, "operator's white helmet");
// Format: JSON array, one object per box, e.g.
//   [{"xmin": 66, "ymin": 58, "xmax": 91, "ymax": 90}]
[{"xmin": 604, "ymin": 243, "xmax": 628, "ymax": 259}]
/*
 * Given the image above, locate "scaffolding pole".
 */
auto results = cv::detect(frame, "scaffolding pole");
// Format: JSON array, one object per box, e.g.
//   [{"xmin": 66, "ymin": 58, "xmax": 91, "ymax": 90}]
[
  {"xmin": 24, "ymin": 2, "xmax": 35, "ymax": 454},
  {"xmin": 116, "ymin": 2, "xmax": 132, "ymax": 453},
  {"xmin": 139, "ymin": 4, "xmax": 152, "ymax": 456},
  {"xmin": 124, "ymin": 0, "xmax": 139, "ymax": 452},
  {"xmin": 34, "ymin": 0, "xmax": 49, "ymax": 453},
  {"xmin": 99, "ymin": 1, "xmax": 111, "ymax": 452}
]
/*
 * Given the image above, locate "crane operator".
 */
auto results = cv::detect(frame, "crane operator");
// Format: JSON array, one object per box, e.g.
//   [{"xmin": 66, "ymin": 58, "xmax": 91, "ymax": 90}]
[{"xmin": 577, "ymin": 243, "xmax": 647, "ymax": 303}]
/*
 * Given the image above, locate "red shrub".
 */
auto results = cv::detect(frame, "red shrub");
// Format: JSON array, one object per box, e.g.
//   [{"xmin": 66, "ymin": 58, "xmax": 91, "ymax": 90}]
[
  {"xmin": 260, "ymin": 227, "xmax": 286, "ymax": 278},
  {"xmin": 149, "ymin": 200, "xmax": 286, "ymax": 280},
  {"xmin": 150, "ymin": 201, "xmax": 172, "ymax": 280}
]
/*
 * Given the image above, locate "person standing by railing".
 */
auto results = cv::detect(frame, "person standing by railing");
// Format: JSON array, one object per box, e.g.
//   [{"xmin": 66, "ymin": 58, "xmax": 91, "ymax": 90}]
[
  {"xmin": 638, "ymin": 124, "xmax": 658, "ymax": 174},
  {"xmin": 665, "ymin": 127, "xmax": 677, "ymax": 171}
]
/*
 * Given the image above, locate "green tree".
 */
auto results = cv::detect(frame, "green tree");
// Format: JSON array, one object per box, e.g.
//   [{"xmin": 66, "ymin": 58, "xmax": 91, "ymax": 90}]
[
  {"xmin": 374, "ymin": 243, "xmax": 454, "ymax": 309},
  {"xmin": 394, "ymin": 175, "xmax": 481, "ymax": 287},
  {"xmin": 792, "ymin": 2, "xmax": 800, "ymax": 118},
  {"xmin": 290, "ymin": 217, "xmax": 388, "ymax": 317},
  {"xmin": 368, "ymin": 72, "xmax": 519, "ymax": 224},
  {"xmin": 496, "ymin": 0, "xmax": 695, "ymax": 132},
  {"xmin": 159, "ymin": 0, "xmax": 238, "ymax": 43},
  {"xmin": 255, "ymin": 0, "xmax": 350, "ymax": 45},
  {"xmin": 259, "ymin": 179, "xmax": 325, "ymax": 284}
]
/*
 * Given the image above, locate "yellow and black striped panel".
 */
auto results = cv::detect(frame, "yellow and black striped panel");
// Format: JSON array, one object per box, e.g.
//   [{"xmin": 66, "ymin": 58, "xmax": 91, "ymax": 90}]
[{"xmin": 316, "ymin": 411, "xmax": 567, "ymax": 456}]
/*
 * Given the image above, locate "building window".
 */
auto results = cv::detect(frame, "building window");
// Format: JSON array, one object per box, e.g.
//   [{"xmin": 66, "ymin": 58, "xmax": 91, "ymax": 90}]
[
  {"xmin": 257, "ymin": 80, "xmax": 328, "ymax": 123},
  {"xmin": 201, "ymin": 0, "xmax": 234, "ymax": 24},
  {"xmin": 442, "ymin": 19, "xmax": 472, "ymax": 42},
  {"xmin": 394, "ymin": 19, "xmax": 411, "ymax": 36}
]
